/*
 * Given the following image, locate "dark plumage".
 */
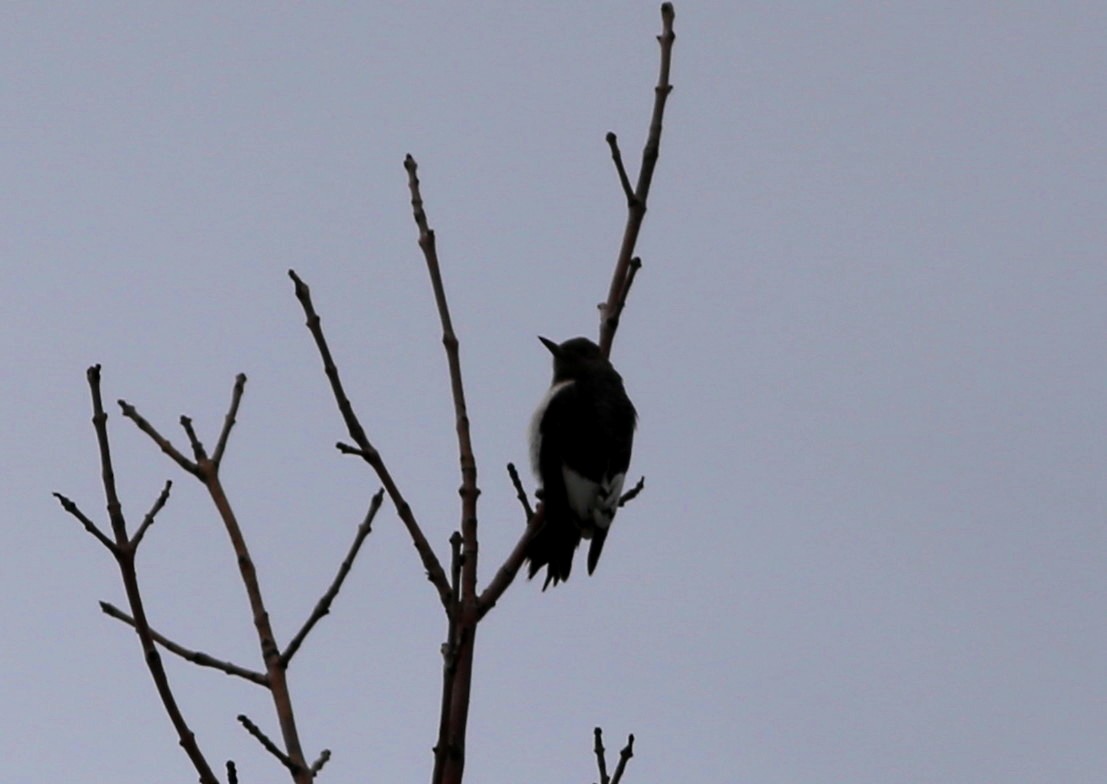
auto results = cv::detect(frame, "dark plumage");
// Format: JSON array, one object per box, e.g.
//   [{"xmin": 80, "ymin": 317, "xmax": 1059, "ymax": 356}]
[{"xmin": 526, "ymin": 336, "xmax": 637, "ymax": 588}]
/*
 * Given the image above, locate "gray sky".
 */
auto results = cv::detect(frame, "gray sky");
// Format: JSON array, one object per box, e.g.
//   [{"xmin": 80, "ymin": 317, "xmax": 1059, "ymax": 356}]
[{"xmin": 4, "ymin": 3, "xmax": 1105, "ymax": 783}]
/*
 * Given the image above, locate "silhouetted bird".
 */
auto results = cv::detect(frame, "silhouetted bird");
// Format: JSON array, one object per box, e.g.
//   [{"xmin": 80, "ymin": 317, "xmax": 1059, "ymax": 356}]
[{"xmin": 526, "ymin": 336, "xmax": 637, "ymax": 588}]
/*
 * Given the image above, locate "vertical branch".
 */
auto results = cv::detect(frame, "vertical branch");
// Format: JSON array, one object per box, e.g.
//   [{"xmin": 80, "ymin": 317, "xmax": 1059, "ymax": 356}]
[
  {"xmin": 71, "ymin": 366, "xmax": 221, "ymax": 784},
  {"xmin": 403, "ymin": 154, "xmax": 481, "ymax": 601},
  {"xmin": 598, "ymin": 2, "xmax": 676, "ymax": 357},
  {"xmin": 405, "ymin": 154, "xmax": 482, "ymax": 784}
]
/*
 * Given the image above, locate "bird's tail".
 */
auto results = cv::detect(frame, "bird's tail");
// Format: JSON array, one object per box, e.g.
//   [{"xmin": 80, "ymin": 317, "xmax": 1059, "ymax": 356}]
[
  {"xmin": 586, "ymin": 526, "xmax": 609, "ymax": 575},
  {"xmin": 525, "ymin": 504, "xmax": 581, "ymax": 589}
]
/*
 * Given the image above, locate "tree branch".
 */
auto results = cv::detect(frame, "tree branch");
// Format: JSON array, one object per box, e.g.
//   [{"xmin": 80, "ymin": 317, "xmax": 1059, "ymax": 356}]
[
  {"xmin": 404, "ymin": 153, "xmax": 481, "ymax": 605},
  {"xmin": 72, "ymin": 366, "xmax": 220, "ymax": 784},
  {"xmin": 281, "ymin": 490, "xmax": 385, "ymax": 667},
  {"xmin": 593, "ymin": 726, "xmax": 610, "ymax": 784},
  {"xmin": 212, "ymin": 373, "xmax": 248, "ymax": 468},
  {"xmin": 52, "ymin": 492, "xmax": 117, "ymax": 553},
  {"xmin": 610, "ymin": 733, "xmax": 635, "ymax": 784},
  {"xmin": 475, "ymin": 507, "xmax": 542, "ymax": 621},
  {"xmin": 598, "ymin": 2, "xmax": 676, "ymax": 357},
  {"xmin": 131, "ymin": 479, "xmax": 173, "ymax": 549},
  {"xmin": 405, "ymin": 154, "xmax": 482, "ymax": 784},
  {"xmin": 118, "ymin": 399, "xmax": 201, "ymax": 478},
  {"xmin": 100, "ymin": 601, "xmax": 268, "ymax": 685},
  {"xmin": 289, "ymin": 269, "xmax": 453, "ymax": 609},
  {"xmin": 506, "ymin": 462, "xmax": 534, "ymax": 519},
  {"xmin": 592, "ymin": 728, "xmax": 635, "ymax": 784},
  {"xmin": 238, "ymin": 714, "xmax": 294, "ymax": 773}
]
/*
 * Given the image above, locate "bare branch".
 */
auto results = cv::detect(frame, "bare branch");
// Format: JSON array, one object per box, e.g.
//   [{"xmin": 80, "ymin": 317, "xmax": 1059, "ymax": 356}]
[
  {"xmin": 404, "ymin": 153, "xmax": 481, "ymax": 605},
  {"xmin": 506, "ymin": 462, "xmax": 534, "ymax": 519},
  {"xmin": 212, "ymin": 373, "xmax": 248, "ymax": 468},
  {"xmin": 618, "ymin": 476, "xmax": 646, "ymax": 507},
  {"xmin": 130, "ymin": 479, "xmax": 173, "ymax": 549},
  {"xmin": 237, "ymin": 714, "xmax": 295, "ymax": 773},
  {"xmin": 100, "ymin": 602, "xmax": 268, "ymax": 685},
  {"xmin": 310, "ymin": 749, "xmax": 332, "ymax": 775},
  {"xmin": 475, "ymin": 507, "xmax": 543, "ymax": 620},
  {"xmin": 79, "ymin": 366, "xmax": 220, "ymax": 784},
  {"xmin": 405, "ymin": 148, "xmax": 486, "ymax": 781},
  {"xmin": 594, "ymin": 727, "xmax": 610, "ymax": 784},
  {"xmin": 281, "ymin": 490, "xmax": 385, "ymax": 667},
  {"xmin": 52, "ymin": 492, "xmax": 117, "ymax": 553},
  {"xmin": 605, "ymin": 132, "xmax": 636, "ymax": 207},
  {"xmin": 226, "ymin": 761, "xmax": 238, "ymax": 784},
  {"xmin": 179, "ymin": 415, "xmax": 208, "ymax": 463},
  {"xmin": 118, "ymin": 398, "xmax": 201, "ymax": 478},
  {"xmin": 289, "ymin": 268, "xmax": 453, "ymax": 609},
  {"xmin": 602, "ymin": 256, "xmax": 643, "ymax": 343},
  {"xmin": 598, "ymin": 2, "xmax": 676, "ymax": 356},
  {"xmin": 449, "ymin": 531, "xmax": 463, "ymax": 606},
  {"xmin": 610, "ymin": 733, "xmax": 635, "ymax": 784}
]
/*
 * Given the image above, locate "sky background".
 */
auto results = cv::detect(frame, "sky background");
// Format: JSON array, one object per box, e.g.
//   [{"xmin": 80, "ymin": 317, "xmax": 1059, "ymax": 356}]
[{"xmin": 4, "ymin": 2, "xmax": 1106, "ymax": 783}]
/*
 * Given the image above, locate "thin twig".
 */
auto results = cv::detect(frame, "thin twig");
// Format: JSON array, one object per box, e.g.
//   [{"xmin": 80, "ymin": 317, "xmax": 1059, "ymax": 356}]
[
  {"xmin": 603, "ymin": 256, "xmax": 642, "ymax": 341},
  {"xmin": 53, "ymin": 492, "xmax": 117, "ymax": 553},
  {"xmin": 118, "ymin": 399, "xmax": 201, "ymax": 478},
  {"xmin": 131, "ymin": 479, "xmax": 173, "ymax": 549},
  {"xmin": 212, "ymin": 373, "xmax": 248, "ymax": 468},
  {"xmin": 610, "ymin": 734, "xmax": 635, "ymax": 784},
  {"xmin": 506, "ymin": 463, "xmax": 534, "ymax": 519},
  {"xmin": 238, "ymin": 714, "xmax": 295, "ymax": 773},
  {"xmin": 310, "ymin": 749, "xmax": 332, "ymax": 775},
  {"xmin": 281, "ymin": 490, "xmax": 385, "ymax": 667},
  {"xmin": 475, "ymin": 507, "xmax": 543, "ymax": 620},
  {"xmin": 605, "ymin": 133, "xmax": 636, "ymax": 207},
  {"xmin": 226, "ymin": 761, "xmax": 238, "ymax": 784},
  {"xmin": 179, "ymin": 415, "xmax": 208, "ymax": 462},
  {"xmin": 618, "ymin": 476, "xmax": 646, "ymax": 507},
  {"xmin": 594, "ymin": 727, "xmax": 610, "ymax": 784},
  {"xmin": 598, "ymin": 2, "xmax": 676, "ymax": 357},
  {"xmin": 100, "ymin": 602, "xmax": 268, "ymax": 685},
  {"xmin": 449, "ymin": 531, "xmax": 463, "ymax": 606},
  {"xmin": 289, "ymin": 269, "xmax": 453, "ymax": 609}
]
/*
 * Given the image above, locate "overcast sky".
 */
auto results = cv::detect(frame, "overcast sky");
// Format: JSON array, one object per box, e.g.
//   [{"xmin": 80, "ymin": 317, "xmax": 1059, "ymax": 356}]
[{"xmin": 4, "ymin": 3, "xmax": 1106, "ymax": 783}]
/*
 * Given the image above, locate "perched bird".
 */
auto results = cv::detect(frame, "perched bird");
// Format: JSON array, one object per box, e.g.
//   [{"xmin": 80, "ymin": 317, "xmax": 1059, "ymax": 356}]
[{"xmin": 526, "ymin": 336, "xmax": 637, "ymax": 588}]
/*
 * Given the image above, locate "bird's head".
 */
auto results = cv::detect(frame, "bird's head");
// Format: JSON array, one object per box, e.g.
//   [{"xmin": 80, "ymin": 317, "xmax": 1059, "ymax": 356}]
[{"xmin": 539, "ymin": 336, "xmax": 608, "ymax": 381}]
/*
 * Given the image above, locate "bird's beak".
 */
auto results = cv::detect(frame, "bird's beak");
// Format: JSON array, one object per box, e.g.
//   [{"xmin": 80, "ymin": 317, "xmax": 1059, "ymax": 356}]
[{"xmin": 538, "ymin": 336, "xmax": 560, "ymax": 356}]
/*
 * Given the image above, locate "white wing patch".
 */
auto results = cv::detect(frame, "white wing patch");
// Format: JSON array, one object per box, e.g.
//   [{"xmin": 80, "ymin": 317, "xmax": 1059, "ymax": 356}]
[
  {"xmin": 562, "ymin": 466, "xmax": 625, "ymax": 534},
  {"xmin": 528, "ymin": 380, "xmax": 573, "ymax": 480}
]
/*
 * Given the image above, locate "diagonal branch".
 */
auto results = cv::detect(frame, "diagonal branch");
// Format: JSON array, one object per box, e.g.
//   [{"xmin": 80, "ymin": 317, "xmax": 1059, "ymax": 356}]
[
  {"xmin": 53, "ymin": 492, "xmax": 117, "ymax": 553},
  {"xmin": 598, "ymin": 2, "xmax": 676, "ymax": 357},
  {"xmin": 118, "ymin": 399, "xmax": 201, "ymax": 478},
  {"xmin": 238, "ymin": 714, "xmax": 294, "ymax": 773},
  {"xmin": 505, "ymin": 462, "xmax": 534, "ymax": 519},
  {"xmin": 101, "ymin": 601, "xmax": 268, "ymax": 685},
  {"xmin": 131, "ymin": 479, "xmax": 173, "ymax": 549},
  {"xmin": 610, "ymin": 733, "xmax": 635, "ymax": 784},
  {"xmin": 289, "ymin": 269, "xmax": 453, "ymax": 609},
  {"xmin": 281, "ymin": 490, "xmax": 385, "ymax": 667},
  {"xmin": 475, "ymin": 507, "xmax": 542, "ymax": 621},
  {"xmin": 212, "ymin": 373, "xmax": 248, "ymax": 468}
]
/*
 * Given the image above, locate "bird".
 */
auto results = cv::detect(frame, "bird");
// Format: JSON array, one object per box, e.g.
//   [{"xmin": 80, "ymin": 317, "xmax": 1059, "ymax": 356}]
[{"xmin": 526, "ymin": 336, "xmax": 637, "ymax": 588}]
